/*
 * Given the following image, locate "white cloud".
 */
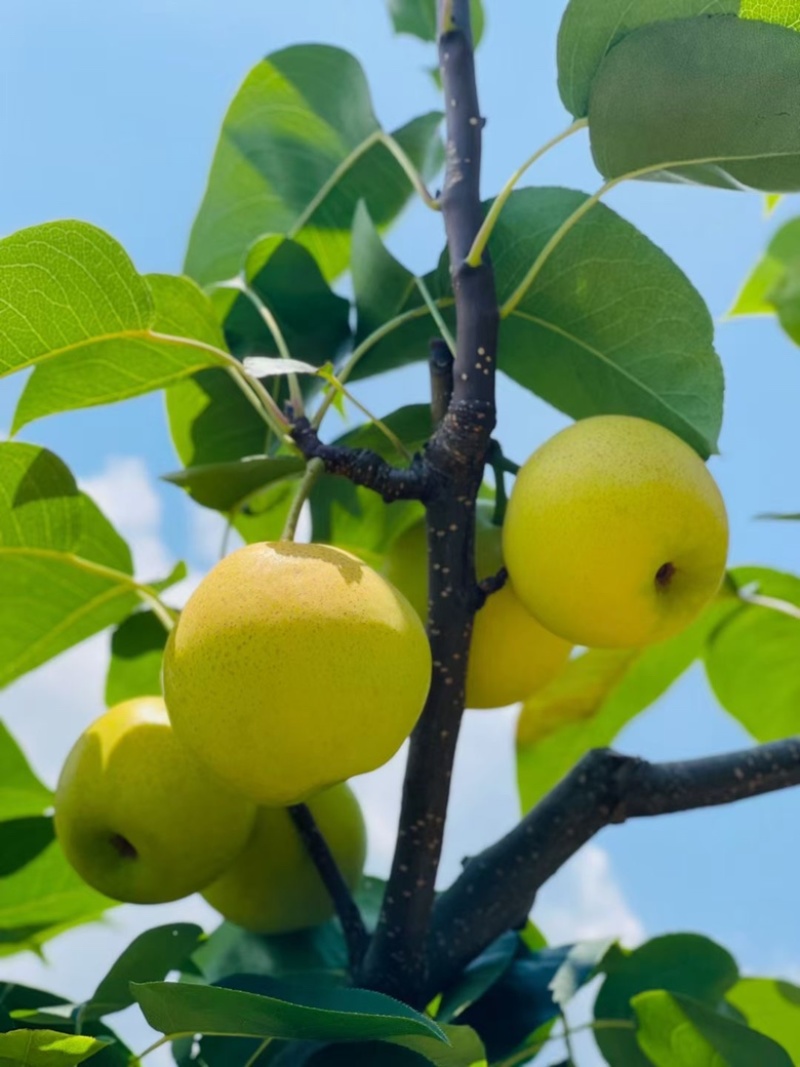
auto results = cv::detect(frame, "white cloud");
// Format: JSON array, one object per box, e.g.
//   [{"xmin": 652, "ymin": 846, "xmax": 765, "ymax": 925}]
[
  {"xmin": 536, "ymin": 845, "xmax": 645, "ymax": 948},
  {"xmin": 80, "ymin": 456, "xmax": 174, "ymax": 582}
]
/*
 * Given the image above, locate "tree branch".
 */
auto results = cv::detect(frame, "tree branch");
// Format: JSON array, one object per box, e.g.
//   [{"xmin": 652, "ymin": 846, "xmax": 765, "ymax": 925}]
[
  {"xmin": 358, "ymin": 0, "xmax": 499, "ymax": 1002},
  {"xmin": 425, "ymin": 738, "xmax": 800, "ymax": 997},
  {"xmin": 290, "ymin": 417, "xmax": 429, "ymax": 502},
  {"xmin": 288, "ymin": 803, "xmax": 369, "ymax": 971}
]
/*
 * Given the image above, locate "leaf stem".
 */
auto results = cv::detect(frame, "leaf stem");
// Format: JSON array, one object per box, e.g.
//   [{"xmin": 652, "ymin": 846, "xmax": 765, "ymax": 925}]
[
  {"xmin": 310, "ymin": 300, "xmax": 454, "ymax": 429},
  {"xmin": 380, "ymin": 132, "xmax": 441, "ymax": 211},
  {"xmin": 500, "ymin": 176, "xmax": 621, "ymax": 317},
  {"xmin": 281, "ymin": 458, "xmax": 324, "ymax": 541},
  {"xmin": 466, "ymin": 119, "xmax": 588, "ymax": 268},
  {"xmin": 243, "ymin": 1038, "xmax": 273, "ymax": 1067},
  {"xmin": 415, "ymin": 275, "xmax": 456, "ymax": 354},
  {"xmin": 149, "ymin": 331, "xmax": 291, "ymax": 442},
  {"xmin": 215, "ymin": 280, "xmax": 305, "ymax": 415}
]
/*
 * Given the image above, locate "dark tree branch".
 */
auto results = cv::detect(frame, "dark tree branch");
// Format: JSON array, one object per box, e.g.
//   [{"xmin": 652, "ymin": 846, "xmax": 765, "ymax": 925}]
[
  {"xmin": 358, "ymin": 0, "xmax": 499, "ymax": 1002},
  {"xmin": 290, "ymin": 417, "xmax": 430, "ymax": 502},
  {"xmin": 429, "ymin": 339, "xmax": 454, "ymax": 426},
  {"xmin": 424, "ymin": 739, "xmax": 800, "ymax": 997},
  {"xmin": 288, "ymin": 803, "xmax": 369, "ymax": 970}
]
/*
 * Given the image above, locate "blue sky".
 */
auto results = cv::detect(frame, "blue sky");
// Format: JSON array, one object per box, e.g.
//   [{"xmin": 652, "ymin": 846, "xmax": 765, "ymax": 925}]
[{"xmin": 2, "ymin": 1, "xmax": 800, "ymax": 1062}]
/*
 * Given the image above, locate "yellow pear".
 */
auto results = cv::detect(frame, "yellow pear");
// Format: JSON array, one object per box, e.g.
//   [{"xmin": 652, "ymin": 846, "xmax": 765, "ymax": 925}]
[
  {"xmin": 503, "ymin": 416, "xmax": 729, "ymax": 648},
  {"xmin": 163, "ymin": 542, "xmax": 431, "ymax": 806},
  {"xmin": 384, "ymin": 505, "xmax": 572, "ymax": 709},
  {"xmin": 202, "ymin": 783, "xmax": 366, "ymax": 934},
  {"xmin": 54, "ymin": 698, "xmax": 256, "ymax": 904}
]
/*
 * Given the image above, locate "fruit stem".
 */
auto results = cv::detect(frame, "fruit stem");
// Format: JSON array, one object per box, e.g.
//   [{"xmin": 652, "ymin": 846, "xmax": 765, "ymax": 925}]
[
  {"xmin": 288, "ymin": 803, "xmax": 369, "ymax": 971},
  {"xmin": 487, "ymin": 439, "xmax": 509, "ymax": 526},
  {"xmin": 281, "ymin": 458, "xmax": 325, "ymax": 541}
]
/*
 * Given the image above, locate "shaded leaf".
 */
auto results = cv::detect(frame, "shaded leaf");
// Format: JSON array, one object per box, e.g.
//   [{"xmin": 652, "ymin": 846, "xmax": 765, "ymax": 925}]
[
  {"xmin": 351, "ymin": 204, "xmax": 417, "ymax": 345},
  {"xmin": 215, "ymin": 236, "xmax": 351, "ymax": 371},
  {"xmin": 133, "ymin": 978, "xmax": 447, "ymax": 1043},
  {"xmin": 191, "ymin": 921, "xmax": 348, "ymax": 985},
  {"xmin": 0, "ymin": 984, "xmax": 67, "ymax": 1032},
  {"xmin": 0, "ymin": 818, "xmax": 55, "ymax": 878},
  {"xmin": 184, "ymin": 44, "xmax": 443, "ymax": 285},
  {"xmin": 589, "ymin": 16, "xmax": 800, "ymax": 192},
  {"xmin": 457, "ymin": 942, "xmax": 607, "ymax": 1061},
  {"xmin": 726, "ymin": 977, "xmax": 800, "ymax": 1062},
  {"xmin": 634, "ymin": 990, "xmax": 793, "ymax": 1066},
  {"xmin": 308, "ymin": 1023, "xmax": 487, "ymax": 1067},
  {"xmin": 80, "ymin": 924, "xmax": 204, "ymax": 1022},
  {"xmin": 1, "ymin": 228, "xmax": 228, "ymax": 431},
  {"xmin": 0, "ymin": 443, "xmax": 139, "ymax": 689},
  {"xmin": 0, "ymin": 723, "xmax": 52, "ymax": 819},
  {"xmin": 704, "ymin": 567, "xmax": 800, "ymax": 741},
  {"xmin": 163, "ymin": 456, "xmax": 305, "ymax": 513},
  {"xmin": 437, "ymin": 933, "xmax": 519, "ymax": 1023},
  {"xmin": 556, "ymin": 0, "xmax": 738, "ymax": 118},
  {"xmin": 105, "ymin": 611, "xmax": 168, "ymax": 705},
  {"xmin": 594, "ymin": 935, "xmax": 739, "ymax": 1067},
  {"xmin": 0, "ymin": 1030, "xmax": 107, "ymax": 1066},
  {"xmin": 517, "ymin": 602, "xmax": 731, "ymax": 812}
]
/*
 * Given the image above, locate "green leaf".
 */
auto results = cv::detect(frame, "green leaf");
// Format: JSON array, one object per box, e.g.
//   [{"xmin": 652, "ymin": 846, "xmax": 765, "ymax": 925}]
[
  {"xmin": 495, "ymin": 188, "xmax": 723, "ymax": 457},
  {"xmin": 0, "ymin": 1030, "xmax": 107, "ymax": 1066},
  {"xmin": 351, "ymin": 204, "xmax": 417, "ymax": 345},
  {"xmin": 588, "ymin": 16, "xmax": 800, "ymax": 192},
  {"xmin": 105, "ymin": 611, "xmax": 168, "ymax": 705},
  {"xmin": 350, "ymin": 189, "xmax": 723, "ymax": 456},
  {"xmin": 80, "ymin": 924, "xmax": 204, "ymax": 1022},
  {"xmin": 0, "ymin": 818, "xmax": 55, "ymax": 878},
  {"xmin": 132, "ymin": 979, "xmax": 447, "ymax": 1044},
  {"xmin": 0, "ymin": 723, "xmax": 52, "ymax": 819},
  {"xmin": 741, "ymin": 0, "xmax": 800, "ymax": 28},
  {"xmin": 729, "ymin": 217, "xmax": 800, "ymax": 342},
  {"xmin": 215, "ymin": 236, "xmax": 351, "ymax": 370},
  {"xmin": 634, "ymin": 990, "xmax": 794, "ymax": 1066},
  {"xmin": 306, "ymin": 1024, "xmax": 487, "ymax": 1067},
  {"xmin": 0, "ymin": 226, "xmax": 228, "ymax": 431},
  {"xmin": 387, "ymin": 0, "xmax": 485, "ymax": 46},
  {"xmin": 556, "ymin": 0, "xmax": 738, "ymax": 118},
  {"xmin": 163, "ymin": 456, "xmax": 305, "ymax": 513},
  {"xmin": 0, "ymin": 984, "xmax": 67, "ymax": 1032},
  {"xmin": 191, "ymin": 921, "xmax": 348, "ymax": 984},
  {"xmin": 704, "ymin": 567, "xmax": 800, "ymax": 741},
  {"xmin": 455, "ymin": 942, "xmax": 608, "ymax": 1062},
  {"xmin": 726, "ymin": 977, "xmax": 800, "ymax": 1062},
  {"xmin": 594, "ymin": 935, "xmax": 739, "ymax": 1067},
  {"xmin": 516, "ymin": 602, "xmax": 730, "ymax": 812},
  {"xmin": 0, "ymin": 443, "xmax": 141, "ymax": 689},
  {"xmin": 437, "ymin": 933, "xmax": 519, "ymax": 1023},
  {"xmin": 184, "ymin": 44, "xmax": 443, "ymax": 285},
  {"xmin": 0, "ymin": 840, "xmax": 113, "ymax": 958}
]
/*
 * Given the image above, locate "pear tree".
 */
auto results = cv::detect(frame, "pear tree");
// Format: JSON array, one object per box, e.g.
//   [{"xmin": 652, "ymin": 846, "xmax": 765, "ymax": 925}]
[{"xmin": 3, "ymin": 1, "xmax": 800, "ymax": 1064}]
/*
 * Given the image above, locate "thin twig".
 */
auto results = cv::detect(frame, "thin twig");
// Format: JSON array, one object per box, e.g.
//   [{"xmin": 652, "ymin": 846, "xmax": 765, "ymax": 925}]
[{"xmin": 288, "ymin": 803, "xmax": 369, "ymax": 971}]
